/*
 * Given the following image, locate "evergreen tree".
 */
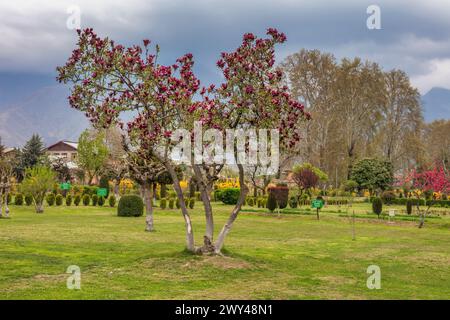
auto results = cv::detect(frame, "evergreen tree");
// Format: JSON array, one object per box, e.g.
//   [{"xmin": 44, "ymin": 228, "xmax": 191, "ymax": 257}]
[
  {"xmin": 15, "ymin": 134, "xmax": 47, "ymax": 180},
  {"xmin": 21, "ymin": 134, "xmax": 46, "ymax": 168}
]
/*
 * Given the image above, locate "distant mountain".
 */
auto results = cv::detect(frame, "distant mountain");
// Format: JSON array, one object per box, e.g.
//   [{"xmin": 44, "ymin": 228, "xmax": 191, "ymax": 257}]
[
  {"xmin": 421, "ymin": 87, "xmax": 450, "ymax": 122},
  {"xmin": 0, "ymin": 85, "xmax": 89, "ymax": 147}
]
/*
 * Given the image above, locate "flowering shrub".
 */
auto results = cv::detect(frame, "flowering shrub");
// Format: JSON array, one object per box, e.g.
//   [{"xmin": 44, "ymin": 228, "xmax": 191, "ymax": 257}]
[
  {"xmin": 215, "ymin": 178, "xmax": 240, "ymax": 190},
  {"xmin": 119, "ymin": 179, "xmax": 134, "ymax": 195}
]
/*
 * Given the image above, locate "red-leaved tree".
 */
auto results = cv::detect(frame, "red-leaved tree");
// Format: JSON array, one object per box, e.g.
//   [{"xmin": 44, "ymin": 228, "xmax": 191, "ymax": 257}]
[{"xmin": 402, "ymin": 165, "xmax": 450, "ymax": 228}]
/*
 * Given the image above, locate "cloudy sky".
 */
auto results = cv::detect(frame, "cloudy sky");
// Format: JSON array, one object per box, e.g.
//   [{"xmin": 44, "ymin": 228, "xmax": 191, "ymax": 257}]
[{"xmin": 1, "ymin": 0, "xmax": 450, "ymax": 97}]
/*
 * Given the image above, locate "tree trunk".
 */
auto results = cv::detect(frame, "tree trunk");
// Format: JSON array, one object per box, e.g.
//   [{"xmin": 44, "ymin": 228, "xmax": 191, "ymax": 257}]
[
  {"xmin": 214, "ymin": 164, "xmax": 249, "ymax": 254},
  {"xmin": 192, "ymin": 165, "xmax": 214, "ymax": 251},
  {"xmin": 0, "ymin": 189, "xmax": 3, "ymax": 218},
  {"xmin": 165, "ymin": 163, "xmax": 196, "ymax": 252},
  {"xmin": 4, "ymin": 190, "xmax": 9, "ymax": 218},
  {"xmin": 143, "ymin": 183, "xmax": 154, "ymax": 232},
  {"xmin": 35, "ymin": 202, "xmax": 44, "ymax": 213}
]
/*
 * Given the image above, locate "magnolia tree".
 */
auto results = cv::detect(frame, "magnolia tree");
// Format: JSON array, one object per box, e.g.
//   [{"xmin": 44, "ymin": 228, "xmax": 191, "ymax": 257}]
[
  {"xmin": 57, "ymin": 28, "xmax": 310, "ymax": 254},
  {"xmin": 402, "ymin": 165, "xmax": 450, "ymax": 228}
]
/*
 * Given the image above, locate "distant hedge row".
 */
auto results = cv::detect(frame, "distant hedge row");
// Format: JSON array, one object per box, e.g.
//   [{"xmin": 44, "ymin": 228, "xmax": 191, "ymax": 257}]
[
  {"xmin": 9, "ymin": 193, "xmax": 117, "ymax": 207},
  {"xmin": 369, "ymin": 197, "xmax": 450, "ymax": 207}
]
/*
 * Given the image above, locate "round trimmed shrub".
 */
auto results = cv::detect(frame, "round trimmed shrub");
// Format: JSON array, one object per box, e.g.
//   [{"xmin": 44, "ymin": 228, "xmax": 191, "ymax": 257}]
[
  {"xmin": 189, "ymin": 197, "xmax": 195, "ymax": 209},
  {"xmin": 406, "ymin": 199, "xmax": 413, "ymax": 215},
  {"xmin": 46, "ymin": 193, "xmax": 55, "ymax": 206},
  {"xmin": 176, "ymin": 197, "xmax": 181, "ymax": 209},
  {"xmin": 74, "ymin": 194, "xmax": 81, "ymax": 206},
  {"xmin": 108, "ymin": 195, "xmax": 116, "ymax": 207},
  {"xmin": 55, "ymin": 194, "xmax": 64, "ymax": 206},
  {"xmin": 117, "ymin": 195, "xmax": 144, "ymax": 217},
  {"xmin": 98, "ymin": 196, "xmax": 105, "ymax": 206},
  {"xmin": 372, "ymin": 197, "xmax": 383, "ymax": 216},
  {"xmin": 247, "ymin": 197, "xmax": 254, "ymax": 207},
  {"xmin": 92, "ymin": 194, "xmax": 98, "ymax": 206},
  {"xmin": 289, "ymin": 196, "xmax": 298, "ymax": 208},
  {"xmin": 160, "ymin": 198, "xmax": 167, "ymax": 209},
  {"xmin": 214, "ymin": 189, "xmax": 223, "ymax": 202},
  {"xmin": 221, "ymin": 188, "xmax": 241, "ymax": 205},
  {"xmin": 82, "ymin": 194, "xmax": 90, "ymax": 206},
  {"xmin": 381, "ymin": 190, "xmax": 396, "ymax": 204},
  {"xmin": 15, "ymin": 193, "xmax": 24, "ymax": 206},
  {"xmin": 66, "ymin": 194, "xmax": 72, "ymax": 206},
  {"xmin": 25, "ymin": 194, "xmax": 33, "ymax": 206},
  {"xmin": 168, "ymin": 198, "xmax": 174, "ymax": 209}
]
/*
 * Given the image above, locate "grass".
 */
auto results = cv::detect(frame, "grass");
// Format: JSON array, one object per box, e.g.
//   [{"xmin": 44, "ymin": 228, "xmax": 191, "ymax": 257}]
[{"xmin": 0, "ymin": 202, "xmax": 449, "ymax": 299}]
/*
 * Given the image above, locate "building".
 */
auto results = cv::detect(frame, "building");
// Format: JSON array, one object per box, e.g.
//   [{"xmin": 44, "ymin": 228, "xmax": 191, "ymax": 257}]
[
  {"xmin": 3, "ymin": 147, "xmax": 18, "ymax": 158},
  {"xmin": 46, "ymin": 140, "xmax": 78, "ymax": 162}
]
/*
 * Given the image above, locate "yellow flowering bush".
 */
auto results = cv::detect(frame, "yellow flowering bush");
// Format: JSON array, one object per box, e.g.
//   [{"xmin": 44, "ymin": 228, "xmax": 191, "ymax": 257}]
[
  {"xmin": 179, "ymin": 180, "xmax": 188, "ymax": 192},
  {"xmin": 119, "ymin": 178, "xmax": 134, "ymax": 195},
  {"xmin": 215, "ymin": 178, "xmax": 240, "ymax": 190}
]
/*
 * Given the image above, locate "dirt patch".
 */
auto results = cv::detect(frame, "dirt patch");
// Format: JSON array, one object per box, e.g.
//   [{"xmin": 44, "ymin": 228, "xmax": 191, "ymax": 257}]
[{"xmin": 183, "ymin": 256, "xmax": 252, "ymax": 270}]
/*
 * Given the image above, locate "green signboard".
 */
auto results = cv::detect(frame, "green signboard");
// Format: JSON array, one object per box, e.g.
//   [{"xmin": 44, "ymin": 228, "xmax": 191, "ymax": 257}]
[
  {"xmin": 97, "ymin": 188, "xmax": 108, "ymax": 197},
  {"xmin": 312, "ymin": 199, "xmax": 324, "ymax": 209},
  {"xmin": 60, "ymin": 182, "xmax": 71, "ymax": 190}
]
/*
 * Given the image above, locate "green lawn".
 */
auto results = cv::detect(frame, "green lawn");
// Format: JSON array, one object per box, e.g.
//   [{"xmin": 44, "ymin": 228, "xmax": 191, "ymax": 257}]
[{"xmin": 0, "ymin": 202, "xmax": 449, "ymax": 299}]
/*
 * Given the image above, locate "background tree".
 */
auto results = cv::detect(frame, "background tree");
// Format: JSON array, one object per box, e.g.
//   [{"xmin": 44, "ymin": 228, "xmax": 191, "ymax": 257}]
[
  {"xmin": 0, "ymin": 141, "xmax": 15, "ymax": 218},
  {"xmin": 50, "ymin": 157, "xmax": 72, "ymax": 182},
  {"xmin": 291, "ymin": 163, "xmax": 327, "ymax": 198},
  {"xmin": 123, "ymin": 145, "xmax": 166, "ymax": 232},
  {"xmin": 282, "ymin": 49, "xmax": 425, "ymax": 184},
  {"xmin": 376, "ymin": 70, "xmax": 423, "ymax": 172},
  {"xmin": 15, "ymin": 134, "xmax": 47, "ymax": 180},
  {"xmin": 350, "ymin": 158, "xmax": 393, "ymax": 193},
  {"xmin": 424, "ymin": 120, "xmax": 450, "ymax": 172},
  {"xmin": 20, "ymin": 166, "xmax": 56, "ymax": 213},
  {"xmin": 77, "ymin": 129, "xmax": 109, "ymax": 185},
  {"xmin": 402, "ymin": 165, "xmax": 450, "ymax": 228}
]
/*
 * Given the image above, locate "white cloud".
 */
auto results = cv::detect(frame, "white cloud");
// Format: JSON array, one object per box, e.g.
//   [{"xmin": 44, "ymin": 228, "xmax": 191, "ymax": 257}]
[{"xmin": 411, "ymin": 59, "xmax": 450, "ymax": 94}]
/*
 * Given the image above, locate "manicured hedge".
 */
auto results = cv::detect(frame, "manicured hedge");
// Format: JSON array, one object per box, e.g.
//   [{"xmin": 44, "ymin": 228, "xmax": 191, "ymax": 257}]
[
  {"xmin": 117, "ymin": 195, "xmax": 144, "ymax": 217},
  {"xmin": 221, "ymin": 188, "xmax": 241, "ymax": 205},
  {"xmin": 369, "ymin": 197, "xmax": 450, "ymax": 207}
]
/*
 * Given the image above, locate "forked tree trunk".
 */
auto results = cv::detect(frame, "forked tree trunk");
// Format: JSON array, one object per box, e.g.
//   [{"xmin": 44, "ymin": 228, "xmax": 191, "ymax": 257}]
[
  {"xmin": 214, "ymin": 164, "xmax": 249, "ymax": 254},
  {"xmin": 143, "ymin": 183, "xmax": 154, "ymax": 232},
  {"xmin": 192, "ymin": 165, "xmax": 214, "ymax": 251}
]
